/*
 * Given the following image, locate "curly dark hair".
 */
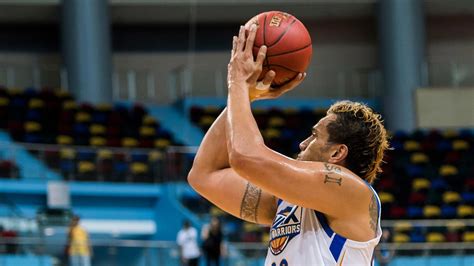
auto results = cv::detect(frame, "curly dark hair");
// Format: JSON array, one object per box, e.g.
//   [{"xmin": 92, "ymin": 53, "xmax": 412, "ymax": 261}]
[{"xmin": 326, "ymin": 101, "xmax": 390, "ymax": 184}]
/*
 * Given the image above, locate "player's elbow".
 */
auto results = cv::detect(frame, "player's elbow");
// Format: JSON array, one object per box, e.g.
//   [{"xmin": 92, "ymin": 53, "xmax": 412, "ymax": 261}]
[
  {"xmin": 187, "ymin": 167, "xmax": 204, "ymax": 192},
  {"xmin": 228, "ymin": 149, "xmax": 260, "ymax": 177},
  {"xmin": 228, "ymin": 149, "xmax": 245, "ymax": 170}
]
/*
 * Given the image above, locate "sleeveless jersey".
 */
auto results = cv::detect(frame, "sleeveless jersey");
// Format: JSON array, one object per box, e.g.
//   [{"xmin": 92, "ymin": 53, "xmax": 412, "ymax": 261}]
[{"xmin": 265, "ymin": 186, "xmax": 382, "ymax": 266}]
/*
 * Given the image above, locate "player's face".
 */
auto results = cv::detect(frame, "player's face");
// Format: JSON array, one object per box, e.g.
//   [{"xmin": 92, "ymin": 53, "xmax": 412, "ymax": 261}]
[{"xmin": 297, "ymin": 114, "xmax": 336, "ymax": 162}]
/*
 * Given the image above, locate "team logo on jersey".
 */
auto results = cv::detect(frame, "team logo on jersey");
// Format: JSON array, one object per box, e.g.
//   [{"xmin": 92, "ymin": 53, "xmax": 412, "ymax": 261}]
[{"xmin": 269, "ymin": 205, "xmax": 302, "ymax": 255}]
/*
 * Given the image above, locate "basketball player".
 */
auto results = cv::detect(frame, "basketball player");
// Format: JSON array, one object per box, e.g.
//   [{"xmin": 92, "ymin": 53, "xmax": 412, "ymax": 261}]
[{"xmin": 188, "ymin": 24, "xmax": 390, "ymax": 265}]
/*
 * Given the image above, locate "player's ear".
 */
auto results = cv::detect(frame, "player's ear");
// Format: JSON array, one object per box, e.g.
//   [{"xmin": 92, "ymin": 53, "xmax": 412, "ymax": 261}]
[{"xmin": 328, "ymin": 144, "xmax": 348, "ymax": 164}]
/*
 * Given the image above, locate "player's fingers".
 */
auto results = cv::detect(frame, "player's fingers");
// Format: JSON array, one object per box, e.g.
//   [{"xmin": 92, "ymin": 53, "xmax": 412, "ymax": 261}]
[
  {"xmin": 236, "ymin": 25, "xmax": 245, "ymax": 51},
  {"xmin": 279, "ymin": 72, "xmax": 305, "ymax": 92},
  {"xmin": 255, "ymin": 45, "xmax": 267, "ymax": 66},
  {"xmin": 231, "ymin": 36, "xmax": 237, "ymax": 57},
  {"xmin": 231, "ymin": 36, "xmax": 238, "ymax": 58},
  {"xmin": 262, "ymin": 70, "xmax": 275, "ymax": 86},
  {"xmin": 245, "ymin": 24, "xmax": 258, "ymax": 54}
]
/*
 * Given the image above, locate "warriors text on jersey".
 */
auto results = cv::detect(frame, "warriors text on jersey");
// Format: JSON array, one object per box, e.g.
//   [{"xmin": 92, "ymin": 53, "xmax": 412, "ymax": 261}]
[{"xmin": 265, "ymin": 186, "xmax": 382, "ymax": 266}]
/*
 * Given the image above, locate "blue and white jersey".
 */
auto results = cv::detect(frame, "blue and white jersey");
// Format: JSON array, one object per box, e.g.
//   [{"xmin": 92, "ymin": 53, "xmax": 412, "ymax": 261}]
[{"xmin": 265, "ymin": 188, "xmax": 382, "ymax": 266}]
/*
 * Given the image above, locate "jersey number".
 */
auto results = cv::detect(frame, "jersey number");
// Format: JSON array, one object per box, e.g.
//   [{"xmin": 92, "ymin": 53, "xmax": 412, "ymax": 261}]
[{"xmin": 271, "ymin": 259, "xmax": 288, "ymax": 266}]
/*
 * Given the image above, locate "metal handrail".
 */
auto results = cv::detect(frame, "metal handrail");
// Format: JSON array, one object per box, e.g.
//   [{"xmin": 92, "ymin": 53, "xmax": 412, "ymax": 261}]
[
  {"xmin": 0, "ymin": 237, "xmax": 473, "ymax": 251},
  {"xmin": 0, "ymin": 141, "xmax": 199, "ymax": 155}
]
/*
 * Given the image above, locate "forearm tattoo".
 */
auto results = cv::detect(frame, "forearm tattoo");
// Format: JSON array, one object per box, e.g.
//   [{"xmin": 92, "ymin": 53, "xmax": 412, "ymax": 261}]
[
  {"xmin": 369, "ymin": 193, "xmax": 379, "ymax": 236},
  {"xmin": 323, "ymin": 163, "xmax": 343, "ymax": 186},
  {"xmin": 240, "ymin": 182, "xmax": 262, "ymax": 223}
]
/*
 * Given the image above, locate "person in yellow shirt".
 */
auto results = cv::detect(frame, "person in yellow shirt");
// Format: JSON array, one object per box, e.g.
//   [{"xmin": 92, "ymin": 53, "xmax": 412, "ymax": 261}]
[{"xmin": 67, "ymin": 216, "xmax": 91, "ymax": 266}]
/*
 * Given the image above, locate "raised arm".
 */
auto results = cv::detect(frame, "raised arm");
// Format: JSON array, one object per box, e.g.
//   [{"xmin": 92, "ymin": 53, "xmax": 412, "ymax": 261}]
[
  {"xmin": 187, "ymin": 107, "xmax": 277, "ymax": 225},
  {"xmin": 225, "ymin": 24, "xmax": 371, "ymax": 219}
]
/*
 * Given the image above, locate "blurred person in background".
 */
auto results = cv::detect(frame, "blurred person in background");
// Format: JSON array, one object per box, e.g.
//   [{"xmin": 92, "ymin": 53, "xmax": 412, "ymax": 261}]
[
  {"xmin": 0, "ymin": 225, "xmax": 5, "ymax": 253},
  {"xmin": 201, "ymin": 217, "xmax": 224, "ymax": 266},
  {"xmin": 0, "ymin": 224, "xmax": 18, "ymax": 254},
  {"xmin": 177, "ymin": 220, "xmax": 201, "ymax": 266},
  {"xmin": 67, "ymin": 216, "xmax": 91, "ymax": 266},
  {"xmin": 375, "ymin": 229, "xmax": 395, "ymax": 266}
]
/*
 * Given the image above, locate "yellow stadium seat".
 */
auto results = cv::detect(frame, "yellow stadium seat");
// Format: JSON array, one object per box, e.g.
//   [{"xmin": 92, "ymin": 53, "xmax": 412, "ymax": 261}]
[
  {"xmin": 446, "ymin": 220, "xmax": 465, "ymax": 232},
  {"xmin": 262, "ymin": 232, "xmax": 270, "ymax": 243},
  {"xmin": 426, "ymin": 232, "xmax": 445, "ymax": 243},
  {"xmin": 90, "ymin": 124, "xmax": 106, "ymax": 135},
  {"xmin": 140, "ymin": 126, "xmax": 156, "ymax": 137},
  {"xmin": 412, "ymin": 178, "xmax": 430, "ymax": 191},
  {"xmin": 283, "ymin": 107, "xmax": 298, "ymax": 114},
  {"xmin": 268, "ymin": 117, "xmax": 285, "ymax": 127},
  {"xmin": 154, "ymin": 139, "xmax": 171, "ymax": 149},
  {"xmin": 410, "ymin": 152, "xmax": 429, "ymax": 164},
  {"xmin": 379, "ymin": 192, "xmax": 395, "ymax": 204},
  {"xmin": 63, "ymin": 100, "xmax": 77, "ymax": 110},
  {"xmin": 393, "ymin": 233, "xmax": 410, "ymax": 243},
  {"xmin": 148, "ymin": 151, "xmax": 164, "ymax": 162},
  {"xmin": 404, "ymin": 140, "xmax": 421, "ymax": 151},
  {"xmin": 57, "ymin": 135, "xmax": 73, "ymax": 145},
  {"xmin": 263, "ymin": 128, "xmax": 281, "ymax": 139},
  {"xmin": 439, "ymin": 165, "xmax": 459, "ymax": 176},
  {"xmin": 9, "ymin": 88, "xmax": 22, "ymax": 95},
  {"xmin": 78, "ymin": 161, "xmax": 95, "ymax": 173},
  {"xmin": 0, "ymin": 97, "xmax": 10, "ymax": 106},
  {"xmin": 443, "ymin": 191, "xmax": 461, "ymax": 204},
  {"xmin": 28, "ymin": 98, "xmax": 44, "ymax": 109},
  {"xmin": 198, "ymin": 115, "xmax": 215, "ymax": 127},
  {"xmin": 90, "ymin": 137, "xmax": 106, "ymax": 146},
  {"xmin": 55, "ymin": 90, "xmax": 71, "ymax": 98},
  {"xmin": 122, "ymin": 137, "xmax": 138, "ymax": 147},
  {"xmin": 24, "ymin": 121, "xmax": 41, "ymax": 132},
  {"xmin": 131, "ymin": 162, "xmax": 148, "ymax": 174},
  {"xmin": 457, "ymin": 205, "xmax": 474, "ymax": 218},
  {"xmin": 97, "ymin": 149, "xmax": 113, "ymax": 160},
  {"xmin": 210, "ymin": 206, "xmax": 225, "ymax": 217},
  {"xmin": 394, "ymin": 221, "xmax": 412, "ymax": 232},
  {"xmin": 142, "ymin": 115, "xmax": 156, "ymax": 125},
  {"xmin": 443, "ymin": 129, "xmax": 458, "ymax": 138},
  {"xmin": 243, "ymin": 222, "xmax": 260, "ymax": 233},
  {"xmin": 252, "ymin": 108, "xmax": 266, "ymax": 115},
  {"xmin": 96, "ymin": 103, "xmax": 112, "ymax": 112},
  {"xmin": 462, "ymin": 232, "xmax": 474, "ymax": 242},
  {"xmin": 423, "ymin": 205, "xmax": 441, "ymax": 218},
  {"xmin": 452, "ymin": 140, "xmax": 470, "ymax": 150},
  {"xmin": 204, "ymin": 106, "xmax": 219, "ymax": 114},
  {"xmin": 60, "ymin": 148, "xmax": 76, "ymax": 159},
  {"xmin": 75, "ymin": 112, "xmax": 91, "ymax": 123}
]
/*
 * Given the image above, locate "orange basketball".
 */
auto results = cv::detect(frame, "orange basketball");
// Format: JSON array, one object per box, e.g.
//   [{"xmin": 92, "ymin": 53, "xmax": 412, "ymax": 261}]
[{"xmin": 246, "ymin": 11, "xmax": 312, "ymax": 87}]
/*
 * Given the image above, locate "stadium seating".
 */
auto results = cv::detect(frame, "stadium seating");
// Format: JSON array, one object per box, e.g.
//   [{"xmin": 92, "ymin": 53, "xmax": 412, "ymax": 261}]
[{"xmin": 0, "ymin": 86, "xmax": 179, "ymax": 182}]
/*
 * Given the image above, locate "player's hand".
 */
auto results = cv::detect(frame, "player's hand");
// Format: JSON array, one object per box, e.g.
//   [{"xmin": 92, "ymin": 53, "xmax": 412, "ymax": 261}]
[
  {"xmin": 250, "ymin": 71, "xmax": 306, "ymax": 102},
  {"xmin": 227, "ymin": 24, "xmax": 265, "ymax": 91}
]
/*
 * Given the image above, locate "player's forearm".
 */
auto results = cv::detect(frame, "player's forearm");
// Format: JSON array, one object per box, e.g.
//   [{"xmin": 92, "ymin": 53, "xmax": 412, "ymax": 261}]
[
  {"xmin": 189, "ymin": 108, "xmax": 230, "ymax": 180},
  {"xmin": 226, "ymin": 82, "xmax": 265, "ymax": 161}
]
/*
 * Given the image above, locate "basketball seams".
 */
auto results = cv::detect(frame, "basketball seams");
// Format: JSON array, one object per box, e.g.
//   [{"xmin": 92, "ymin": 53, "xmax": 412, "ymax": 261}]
[
  {"xmin": 266, "ymin": 43, "xmax": 312, "ymax": 58},
  {"xmin": 266, "ymin": 19, "xmax": 297, "ymax": 48},
  {"xmin": 263, "ymin": 13, "xmax": 267, "ymax": 46},
  {"xmin": 263, "ymin": 13, "xmax": 269, "ymax": 67}
]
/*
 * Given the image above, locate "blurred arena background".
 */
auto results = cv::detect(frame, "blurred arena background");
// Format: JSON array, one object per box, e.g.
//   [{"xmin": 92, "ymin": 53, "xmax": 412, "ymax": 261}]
[{"xmin": 0, "ymin": 0, "xmax": 473, "ymax": 265}]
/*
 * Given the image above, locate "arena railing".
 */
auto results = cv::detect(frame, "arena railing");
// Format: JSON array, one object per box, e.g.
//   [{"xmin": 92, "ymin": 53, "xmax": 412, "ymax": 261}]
[
  {"xmin": 0, "ymin": 235, "xmax": 473, "ymax": 266},
  {"xmin": 0, "ymin": 141, "xmax": 197, "ymax": 183}
]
